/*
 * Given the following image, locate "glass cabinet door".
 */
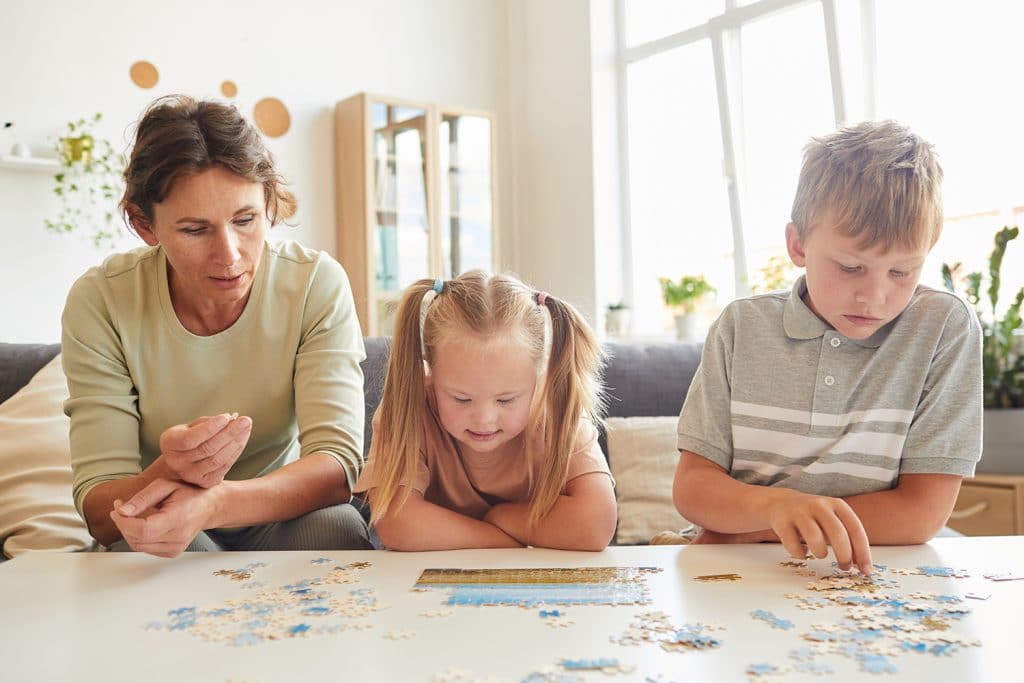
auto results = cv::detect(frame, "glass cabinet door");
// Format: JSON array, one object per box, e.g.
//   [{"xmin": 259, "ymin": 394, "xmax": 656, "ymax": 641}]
[
  {"xmin": 439, "ymin": 113, "xmax": 494, "ymax": 278},
  {"xmin": 372, "ymin": 103, "xmax": 430, "ymax": 297}
]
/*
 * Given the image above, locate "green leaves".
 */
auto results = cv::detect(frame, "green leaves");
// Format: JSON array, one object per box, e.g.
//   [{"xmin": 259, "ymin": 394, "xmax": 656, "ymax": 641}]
[
  {"xmin": 46, "ymin": 113, "xmax": 125, "ymax": 251},
  {"xmin": 659, "ymin": 275, "xmax": 716, "ymax": 313},
  {"xmin": 943, "ymin": 226, "xmax": 1024, "ymax": 409}
]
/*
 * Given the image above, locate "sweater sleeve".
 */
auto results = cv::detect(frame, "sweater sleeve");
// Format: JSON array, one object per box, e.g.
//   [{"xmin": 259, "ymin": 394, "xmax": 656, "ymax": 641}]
[
  {"xmin": 294, "ymin": 252, "xmax": 367, "ymax": 492},
  {"xmin": 61, "ymin": 271, "xmax": 142, "ymax": 517}
]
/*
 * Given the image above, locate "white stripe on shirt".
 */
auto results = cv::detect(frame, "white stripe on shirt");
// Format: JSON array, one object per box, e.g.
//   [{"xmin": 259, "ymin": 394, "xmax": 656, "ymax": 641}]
[
  {"xmin": 731, "ymin": 401, "xmax": 914, "ymax": 428},
  {"xmin": 733, "ymin": 425, "xmax": 905, "ymax": 460},
  {"xmin": 802, "ymin": 460, "xmax": 899, "ymax": 483},
  {"xmin": 731, "ymin": 457, "xmax": 897, "ymax": 484}
]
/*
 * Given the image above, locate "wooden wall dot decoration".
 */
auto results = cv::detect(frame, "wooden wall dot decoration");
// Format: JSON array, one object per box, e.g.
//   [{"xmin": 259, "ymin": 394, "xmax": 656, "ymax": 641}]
[
  {"xmin": 221, "ymin": 81, "xmax": 238, "ymax": 98},
  {"xmin": 129, "ymin": 61, "xmax": 159, "ymax": 89},
  {"xmin": 253, "ymin": 97, "xmax": 290, "ymax": 138}
]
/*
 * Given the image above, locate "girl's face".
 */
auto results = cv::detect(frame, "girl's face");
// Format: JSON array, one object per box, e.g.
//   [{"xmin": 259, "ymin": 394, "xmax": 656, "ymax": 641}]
[
  {"xmin": 430, "ymin": 334, "xmax": 538, "ymax": 458},
  {"xmin": 133, "ymin": 165, "xmax": 267, "ymax": 327}
]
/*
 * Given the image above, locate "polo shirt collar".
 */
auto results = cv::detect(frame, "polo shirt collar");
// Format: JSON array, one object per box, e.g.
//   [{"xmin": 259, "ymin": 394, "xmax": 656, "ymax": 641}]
[{"xmin": 782, "ymin": 275, "xmax": 893, "ymax": 348}]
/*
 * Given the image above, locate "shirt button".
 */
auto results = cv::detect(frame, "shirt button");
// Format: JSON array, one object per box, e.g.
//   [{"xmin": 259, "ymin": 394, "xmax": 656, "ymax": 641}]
[
  {"xmin": 830, "ymin": 338, "xmax": 841, "ymax": 348},
  {"xmin": 824, "ymin": 375, "xmax": 835, "ymax": 386}
]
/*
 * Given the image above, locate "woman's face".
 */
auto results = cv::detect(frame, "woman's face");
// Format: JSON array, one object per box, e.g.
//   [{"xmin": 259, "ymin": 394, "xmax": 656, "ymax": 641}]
[{"xmin": 134, "ymin": 165, "xmax": 267, "ymax": 315}]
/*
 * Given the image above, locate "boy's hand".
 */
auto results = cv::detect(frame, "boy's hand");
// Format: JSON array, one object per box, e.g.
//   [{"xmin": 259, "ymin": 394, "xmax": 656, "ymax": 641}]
[{"xmin": 766, "ymin": 490, "xmax": 873, "ymax": 574}]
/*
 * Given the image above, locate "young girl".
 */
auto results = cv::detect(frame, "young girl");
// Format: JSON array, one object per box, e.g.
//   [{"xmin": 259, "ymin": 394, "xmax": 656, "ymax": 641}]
[{"xmin": 354, "ymin": 271, "xmax": 617, "ymax": 551}]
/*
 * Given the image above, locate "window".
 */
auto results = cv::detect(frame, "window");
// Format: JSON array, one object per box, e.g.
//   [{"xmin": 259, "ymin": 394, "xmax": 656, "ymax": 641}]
[
  {"xmin": 872, "ymin": 0, "xmax": 1024, "ymax": 305},
  {"xmin": 617, "ymin": 0, "xmax": 1024, "ymax": 335},
  {"xmin": 626, "ymin": 40, "xmax": 733, "ymax": 333}
]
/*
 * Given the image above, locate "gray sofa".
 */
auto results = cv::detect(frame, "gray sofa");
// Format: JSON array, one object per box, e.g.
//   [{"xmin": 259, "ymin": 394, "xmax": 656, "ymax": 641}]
[
  {"xmin": 0, "ymin": 338, "xmax": 703, "ymax": 557},
  {"xmin": 1, "ymin": 339, "xmax": 703, "ymax": 449}
]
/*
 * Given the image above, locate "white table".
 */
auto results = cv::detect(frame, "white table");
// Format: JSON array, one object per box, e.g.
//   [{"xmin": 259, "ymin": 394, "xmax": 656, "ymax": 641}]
[{"xmin": 1, "ymin": 537, "xmax": 1021, "ymax": 682}]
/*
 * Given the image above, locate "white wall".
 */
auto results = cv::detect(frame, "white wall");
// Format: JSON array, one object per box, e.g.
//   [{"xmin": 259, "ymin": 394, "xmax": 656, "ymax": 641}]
[
  {"xmin": 1, "ymin": 0, "xmax": 508, "ymax": 342},
  {"xmin": 505, "ymin": 0, "xmax": 600, "ymax": 322}
]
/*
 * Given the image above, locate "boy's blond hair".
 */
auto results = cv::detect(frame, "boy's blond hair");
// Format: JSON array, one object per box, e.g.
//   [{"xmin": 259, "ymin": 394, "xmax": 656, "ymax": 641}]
[
  {"xmin": 791, "ymin": 120, "xmax": 944, "ymax": 252},
  {"xmin": 369, "ymin": 270, "xmax": 607, "ymax": 529}
]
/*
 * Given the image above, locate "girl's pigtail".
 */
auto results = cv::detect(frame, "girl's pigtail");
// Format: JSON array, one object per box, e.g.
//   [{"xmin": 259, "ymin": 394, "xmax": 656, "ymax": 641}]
[
  {"xmin": 369, "ymin": 279, "xmax": 435, "ymax": 524},
  {"xmin": 528, "ymin": 295, "xmax": 607, "ymax": 527}
]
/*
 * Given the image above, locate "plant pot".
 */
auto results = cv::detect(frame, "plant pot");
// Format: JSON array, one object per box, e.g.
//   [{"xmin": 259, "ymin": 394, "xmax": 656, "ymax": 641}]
[
  {"xmin": 976, "ymin": 408, "xmax": 1024, "ymax": 473},
  {"xmin": 605, "ymin": 309, "xmax": 630, "ymax": 338},
  {"xmin": 674, "ymin": 312, "xmax": 698, "ymax": 341},
  {"xmin": 61, "ymin": 135, "xmax": 93, "ymax": 164}
]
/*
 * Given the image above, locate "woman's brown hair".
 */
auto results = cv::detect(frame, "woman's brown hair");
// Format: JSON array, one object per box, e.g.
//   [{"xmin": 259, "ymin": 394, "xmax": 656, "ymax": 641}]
[{"xmin": 120, "ymin": 94, "xmax": 296, "ymax": 226}]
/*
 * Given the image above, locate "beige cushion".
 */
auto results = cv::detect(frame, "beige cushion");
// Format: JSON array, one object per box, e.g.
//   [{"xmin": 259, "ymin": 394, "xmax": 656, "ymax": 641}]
[
  {"xmin": 0, "ymin": 355, "xmax": 93, "ymax": 558},
  {"xmin": 606, "ymin": 416, "xmax": 690, "ymax": 545}
]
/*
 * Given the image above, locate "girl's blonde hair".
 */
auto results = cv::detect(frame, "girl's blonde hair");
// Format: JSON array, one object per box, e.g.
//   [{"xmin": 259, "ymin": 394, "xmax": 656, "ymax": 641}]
[
  {"xmin": 369, "ymin": 270, "xmax": 607, "ymax": 528},
  {"xmin": 791, "ymin": 120, "xmax": 943, "ymax": 252}
]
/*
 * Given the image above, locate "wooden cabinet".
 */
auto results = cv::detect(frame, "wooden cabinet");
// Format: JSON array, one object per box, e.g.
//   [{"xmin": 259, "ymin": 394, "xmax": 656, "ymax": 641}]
[
  {"xmin": 947, "ymin": 474, "xmax": 1024, "ymax": 536},
  {"xmin": 334, "ymin": 93, "xmax": 498, "ymax": 335}
]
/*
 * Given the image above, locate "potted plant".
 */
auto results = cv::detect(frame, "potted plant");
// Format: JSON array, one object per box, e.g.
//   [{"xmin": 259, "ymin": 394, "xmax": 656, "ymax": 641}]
[
  {"xmin": 659, "ymin": 275, "xmax": 715, "ymax": 341},
  {"xmin": 942, "ymin": 225, "xmax": 1024, "ymax": 473},
  {"xmin": 45, "ymin": 113, "xmax": 125, "ymax": 249},
  {"xmin": 605, "ymin": 301, "xmax": 631, "ymax": 338},
  {"xmin": 751, "ymin": 253, "xmax": 798, "ymax": 294}
]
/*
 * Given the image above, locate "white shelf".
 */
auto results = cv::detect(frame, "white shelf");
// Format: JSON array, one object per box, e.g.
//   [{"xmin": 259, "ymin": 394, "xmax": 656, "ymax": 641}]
[{"xmin": 0, "ymin": 154, "xmax": 60, "ymax": 172}]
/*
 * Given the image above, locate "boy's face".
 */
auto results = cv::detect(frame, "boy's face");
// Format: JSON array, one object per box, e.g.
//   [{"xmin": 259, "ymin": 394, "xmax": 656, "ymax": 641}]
[{"xmin": 785, "ymin": 217, "xmax": 930, "ymax": 340}]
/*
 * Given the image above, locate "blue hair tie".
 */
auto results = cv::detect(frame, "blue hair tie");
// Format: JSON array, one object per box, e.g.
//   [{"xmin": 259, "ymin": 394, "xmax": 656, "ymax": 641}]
[{"xmin": 433, "ymin": 277, "xmax": 443, "ymax": 295}]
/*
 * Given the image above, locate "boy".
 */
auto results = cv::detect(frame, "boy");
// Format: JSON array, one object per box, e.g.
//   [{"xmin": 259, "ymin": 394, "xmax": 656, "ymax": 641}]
[{"xmin": 671, "ymin": 121, "xmax": 982, "ymax": 574}]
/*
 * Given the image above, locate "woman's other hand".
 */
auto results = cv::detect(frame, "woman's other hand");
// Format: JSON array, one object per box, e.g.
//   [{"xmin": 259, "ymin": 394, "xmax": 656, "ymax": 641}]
[
  {"xmin": 159, "ymin": 413, "xmax": 252, "ymax": 488},
  {"xmin": 110, "ymin": 479, "xmax": 221, "ymax": 557}
]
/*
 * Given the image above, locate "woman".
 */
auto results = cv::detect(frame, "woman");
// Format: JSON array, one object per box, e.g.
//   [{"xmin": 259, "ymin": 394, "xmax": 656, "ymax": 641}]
[{"xmin": 61, "ymin": 95, "xmax": 371, "ymax": 556}]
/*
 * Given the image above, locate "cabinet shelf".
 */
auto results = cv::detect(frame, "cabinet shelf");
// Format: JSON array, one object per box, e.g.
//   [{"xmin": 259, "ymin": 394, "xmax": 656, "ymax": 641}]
[
  {"xmin": 335, "ymin": 93, "xmax": 498, "ymax": 335},
  {"xmin": 0, "ymin": 155, "xmax": 60, "ymax": 172}
]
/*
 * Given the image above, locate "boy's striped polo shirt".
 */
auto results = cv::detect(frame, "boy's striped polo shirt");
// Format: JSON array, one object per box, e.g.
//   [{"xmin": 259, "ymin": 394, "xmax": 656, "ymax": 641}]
[{"xmin": 677, "ymin": 276, "xmax": 982, "ymax": 497}]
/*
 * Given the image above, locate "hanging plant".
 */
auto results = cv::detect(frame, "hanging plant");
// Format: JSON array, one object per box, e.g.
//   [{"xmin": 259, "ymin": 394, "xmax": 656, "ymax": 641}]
[{"xmin": 45, "ymin": 113, "xmax": 126, "ymax": 249}]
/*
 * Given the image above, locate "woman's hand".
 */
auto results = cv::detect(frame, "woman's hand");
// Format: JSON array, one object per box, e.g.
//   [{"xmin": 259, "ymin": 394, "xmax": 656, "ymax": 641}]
[
  {"xmin": 109, "ymin": 478, "xmax": 222, "ymax": 557},
  {"xmin": 159, "ymin": 414, "xmax": 252, "ymax": 488}
]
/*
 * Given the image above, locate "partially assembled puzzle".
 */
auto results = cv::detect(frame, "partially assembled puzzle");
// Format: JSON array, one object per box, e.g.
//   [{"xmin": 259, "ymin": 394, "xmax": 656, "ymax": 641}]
[{"xmin": 142, "ymin": 555, "xmax": 1011, "ymax": 682}]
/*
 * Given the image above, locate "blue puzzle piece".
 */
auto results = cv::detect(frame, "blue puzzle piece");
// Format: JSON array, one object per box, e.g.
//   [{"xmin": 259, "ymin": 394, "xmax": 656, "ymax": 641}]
[
  {"xmin": 858, "ymin": 654, "xmax": 898, "ymax": 674},
  {"xmin": 918, "ymin": 565, "xmax": 967, "ymax": 578},
  {"xmin": 794, "ymin": 661, "xmax": 834, "ymax": 675},
  {"xmin": 521, "ymin": 672, "xmax": 582, "ymax": 683},
  {"xmin": 561, "ymin": 658, "xmax": 618, "ymax": 670},
  {"xmin": 847, "ymin": 628, "xmax": 885, "ymax": 643},
  {"xmin": 746, "ymin": 663, "xmax": 782, "ymax": 676},
  {"xmin": 303, "ymin": 605, "xmax": 332, "ymax": 616},
  {"xmin": 929, "ymin": 642, "xmax": 956, "ymax": 656},
  {"xmin": 231, "ymin": 632, "xmax": 263, "ymax": 647},
  {"xmin": 751, "ymin": 609, "xmax": 795, "ymax": 630}
]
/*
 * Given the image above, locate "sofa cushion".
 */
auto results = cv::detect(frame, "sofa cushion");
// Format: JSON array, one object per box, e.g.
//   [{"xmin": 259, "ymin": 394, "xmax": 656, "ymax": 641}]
[
  {"xmin": 603, "ymin": 341, "xmax": 701, "ymax": 418},
  {"xmin": 605, "ymin": 415, "xmax": 690, "ymax": 545},
  {"xmin": 0, "ymin": 355, "xmax": 93, "ymax": 558},
  {"xmin": 0, "ymin": 342, "xmax": 61, "ymax": 405}
]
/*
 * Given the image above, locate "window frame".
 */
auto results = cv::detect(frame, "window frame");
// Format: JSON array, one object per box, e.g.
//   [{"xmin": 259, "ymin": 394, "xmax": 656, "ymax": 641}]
[{"xmin": 615, "ymin": 0, "xmax": 866, "ymax": 327}]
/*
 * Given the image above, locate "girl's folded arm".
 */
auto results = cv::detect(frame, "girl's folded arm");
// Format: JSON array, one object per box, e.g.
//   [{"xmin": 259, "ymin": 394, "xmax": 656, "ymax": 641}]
[
  {"xmin": 370, "ymin": 487, "xmax": 523, "ymax": 551},
  {"xmin": 485, "ymin": 472, "xmax": 617, "ymax": 551}
]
